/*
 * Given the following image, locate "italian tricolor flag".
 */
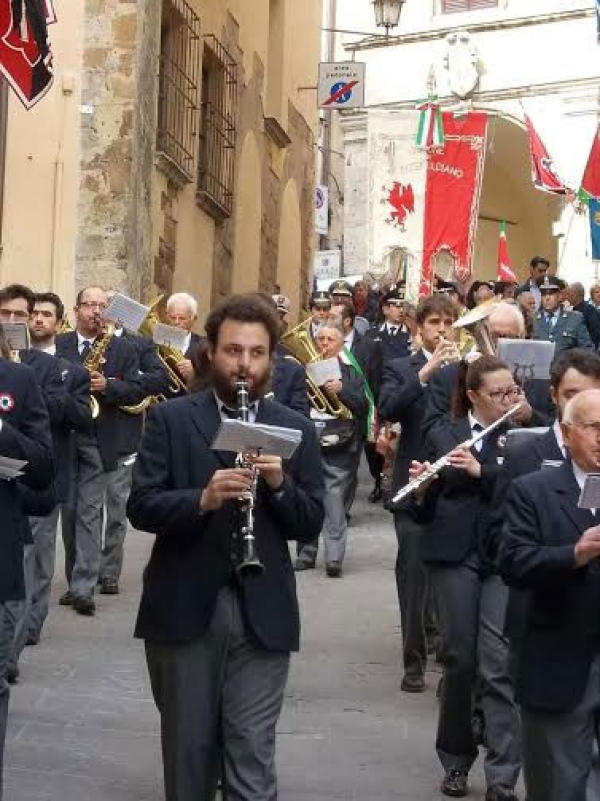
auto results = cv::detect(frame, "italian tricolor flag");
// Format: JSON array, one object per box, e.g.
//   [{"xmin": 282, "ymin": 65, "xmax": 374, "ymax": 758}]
[
  {"xmin": 497, "ymin": 221, "xmax": 516, "ymax": 282},
  {"xmin": 415, "ymin": 99, "xmax": 445, "ymax": 151}
]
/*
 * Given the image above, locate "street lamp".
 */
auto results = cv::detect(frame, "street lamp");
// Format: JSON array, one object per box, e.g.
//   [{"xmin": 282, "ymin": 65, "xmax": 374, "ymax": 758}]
[{"xmin": 372, "ymin": 0, "xmax": 404, "ymax": 36}]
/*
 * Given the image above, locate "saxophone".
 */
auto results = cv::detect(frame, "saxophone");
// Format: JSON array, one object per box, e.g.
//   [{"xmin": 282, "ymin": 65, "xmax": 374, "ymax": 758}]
[{"xmin": 83, "ymin": 322, "xmax": 115, "ymax": 419}]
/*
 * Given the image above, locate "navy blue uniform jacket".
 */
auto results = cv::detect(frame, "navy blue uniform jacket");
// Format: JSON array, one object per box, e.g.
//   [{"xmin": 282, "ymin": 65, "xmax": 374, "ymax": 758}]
[{"xmin": 128, "ymin": 390, "xmax": 325, "ymax": 651}]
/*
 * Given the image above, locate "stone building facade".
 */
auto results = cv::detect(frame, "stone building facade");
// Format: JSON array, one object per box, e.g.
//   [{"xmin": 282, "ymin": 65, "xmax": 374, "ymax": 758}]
[
  {"xmin": 0, "ymin": 0, "xmax": 322, "ymax": 325},
  {"xmin": 324, "ymin": 0, "xmax": 599, "ymax": 288}
]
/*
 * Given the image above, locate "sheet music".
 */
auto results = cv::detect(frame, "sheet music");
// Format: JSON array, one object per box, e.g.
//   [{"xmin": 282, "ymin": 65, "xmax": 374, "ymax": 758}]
[
  {"xmin": 0, "ymin": 322, "xmax": 29, "ymax": 351},
  {"xmin": 306, "ymin": 358, "xmax": 341, "ymax": 387},
  {"xmin": 497, "ymin": 339, "xmax": 556, "ymax": 381},
  {"xmin": 212, "ymin": 420, "xmax": 302, "ymax": 460},
  {"xmin": 103, "ymin": 293, "xmax": 150, "ymax": 332},
  {"xmin": 153, "ymin": 323, "xmax": 188, "ymax": 351},
  {"xmin": 578, "ymin": 474, "xmax": 600, "ymax": 510},
  {"xmin": 0, "ymin": 456, "xmax": 27, "ymax": 481}
]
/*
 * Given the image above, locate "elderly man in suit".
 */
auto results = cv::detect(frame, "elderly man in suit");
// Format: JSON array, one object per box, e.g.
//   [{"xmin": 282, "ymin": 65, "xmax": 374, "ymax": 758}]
[
  {"xmin": 379, "ymin": 293, "xmax": 459, "ymax": 693},
  {"xmin": 499, "ymin": 388, "xmax": 600, "ymax": 801},
  {"xmin": 56, "ymin": 287, "xmax": 147, "ymax": 616},
  {"xmin": 533, "ymin": 277, "xmax": 593, "ymax": 353},
  {"xmin": 127, "ymin": 293, "xmax": 324, "ymax": 801},
  {"xmin": 0, "ymin": 350, "xmax": 54, "ymax": 801},
  {"xmin": 165, "ymin": 291, "xmax": 204, "ymax": 386}
]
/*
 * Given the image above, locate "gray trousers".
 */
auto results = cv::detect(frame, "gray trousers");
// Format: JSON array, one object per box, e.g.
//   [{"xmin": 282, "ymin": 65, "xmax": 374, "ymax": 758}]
[
  {"xmin": 0, "ymin": 604, "xmax": 9, "ymax": 801},
  {"xmin": 522, "ymin": 654, "xmax": 600, "ymax": 801},
  {"xmin": 429, "ymin": 559, "xmax": 521, "ymax": 790},
  {"xmin": 5, "ymin": 541, "xmax": 35, "ymax": 671},
  {"xmin": 28, "ymin": 507, "xmax": 61, "ymax": 638},
  {"xmin": 62, "ymin": 433, "xmax": 107, "ymax": 599},
  {"xmin": 394, "ymin": 512, "xmax": 429, "ymax": 680},
  {"xmin": 101, "ymin": 456, "xmax": 133, "ymax": 581},
  {"xmin": 145, "ymin": 587, "xmax": 289, "ymax": 801}
]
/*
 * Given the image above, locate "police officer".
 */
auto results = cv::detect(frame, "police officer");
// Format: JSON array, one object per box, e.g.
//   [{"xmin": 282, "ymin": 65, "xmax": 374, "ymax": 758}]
[
  {"xmin": 366, "ymin": 284, "xmax": 411, "ymax": 365},
  {"xmin": 307, "ymin": 290, "xmax": 332, "ymax": 341},
  {"xmin": 533, "ymin": 276, "xmax": 593, "ymax": 353}
]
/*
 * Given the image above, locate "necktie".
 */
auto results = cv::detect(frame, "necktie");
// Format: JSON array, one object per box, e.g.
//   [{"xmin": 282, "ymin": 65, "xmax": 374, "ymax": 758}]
[
  {"xmin": 79, "ymin": 340, "xmax": 92, "ymax": 363},
  {"xmin": 546, "ymin": 313, "xmax": 556, "ymax": 330},
  {"xmin": 390, "ymin": 326, "xmax": 398, "ymax": 336}
]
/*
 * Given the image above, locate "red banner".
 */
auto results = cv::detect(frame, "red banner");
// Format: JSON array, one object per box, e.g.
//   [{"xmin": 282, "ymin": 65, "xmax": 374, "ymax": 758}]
[{"xmin": 421, "ymin": 112, "xmax": 488, "ymax": 296}]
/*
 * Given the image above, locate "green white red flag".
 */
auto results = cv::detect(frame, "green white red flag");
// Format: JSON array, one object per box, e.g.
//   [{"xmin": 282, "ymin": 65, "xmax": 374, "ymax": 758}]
[
  {"xmin": 415, "ymin": 98, "xmax": 445, "ymax": 150},
  {"xmin": 578, "ymin": 125, "xmax": 600, "ymax": 203},
  {"xmin": 497, "ymin": 221, "xmax": 516, "ymax": 282}
]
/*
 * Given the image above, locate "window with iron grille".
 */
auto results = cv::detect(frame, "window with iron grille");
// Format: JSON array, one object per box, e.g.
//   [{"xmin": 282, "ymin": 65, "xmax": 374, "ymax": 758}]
[
  {"xmin": 156, "ymin": 0, "xmax": 201, "ymax": 185},
  {"xmin": 196, "ymin": 35, "xmax": 238, "ymax": 220},
  {"xmin": 441, "ymin": 0, "xmax": 497, "ymax": 12}
]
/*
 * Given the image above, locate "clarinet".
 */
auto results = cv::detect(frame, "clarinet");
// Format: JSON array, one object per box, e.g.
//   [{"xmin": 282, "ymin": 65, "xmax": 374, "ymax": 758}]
[
  {"xmin": 235, "ymin": 379, "xmax": 265, "ymax": 577},
  {"xmin": 391, "ymin": 402, "xmax": 522, "ymax": 505}
]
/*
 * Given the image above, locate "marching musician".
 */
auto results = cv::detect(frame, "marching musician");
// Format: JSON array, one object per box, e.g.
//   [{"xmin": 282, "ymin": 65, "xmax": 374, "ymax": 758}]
[
  {"xmin": 6, "ymin": 292, "xmax": 91, "ymax": 676},
  {"xmin": 498, "ymin": 389, "xmax": 600, "ymax": 801},
  {"xmin": 165, "ymin": 291, "xmax": 204, "ymax": 387},
  {"xmin": 127, "ymin": 293, "xmax": 324, "ymax": 801},
  {"xmin": 409, "ymin": 356, "xmax": 522, "ymax": 801},
  {"xmin": 294, "ymin": 324, "xmax": 368, "ymax": 577},
  {"xmin": 98, "ymin": 291, "xmax": 170, "ymax": 596},
  {"xmin": 56, "ymin": 287, "xmax": 145, "ymax": 616},
  {"xmin": 0, "ymin": 338, "xmax": 54, "ymax": 801},
  {"xmin": 379, "ymin": 293, "xmax": 459, "ymax": 694}
]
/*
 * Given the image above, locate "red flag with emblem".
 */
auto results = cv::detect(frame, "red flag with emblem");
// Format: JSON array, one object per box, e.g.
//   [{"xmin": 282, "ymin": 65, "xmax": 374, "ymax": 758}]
[
  {"xmin": 524, "ymin": 114, "xmax": 569, "ymax": 196},
  {"xmin": 497, "ymin": 221, "xmax": 516, "ymax": 282},
  {"xmin": 0, "ymin": 0, "xmax": 56, "ymax": 110}
]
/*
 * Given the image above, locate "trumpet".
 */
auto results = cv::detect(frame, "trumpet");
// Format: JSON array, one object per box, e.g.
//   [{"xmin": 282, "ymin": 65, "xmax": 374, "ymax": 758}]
[
  {"xmin": 234, "ymin": 378, "xmax": 265, "ymax": 577},
  {"xmin": 390, "ymin": 402, "xmax": 522, "ymax": 505}
]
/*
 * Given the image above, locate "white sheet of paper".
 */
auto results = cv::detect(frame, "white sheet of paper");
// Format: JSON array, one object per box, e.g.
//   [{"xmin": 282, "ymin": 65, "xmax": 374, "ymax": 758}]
[
  {"xmin": 306, "ymin": 358, "xmax": 342, "ymax": 387},
  {"xmin": 212, "ymin": 419, "xmax": 302, "ymax": 460},
  {"xmin": 103, "ymin": 293, "xmax": 150, "ymax": 332},
  {"xmin": 0, "ymin": 322, "xmax": 29, "ymax": 351},
  {"xmin": 153, "ymin": 323, "xmax": 188, "ymax": 351},
  {"xmin": 497, "ymin": 339, "xmax": 556, "ymax": 381},
  {"xmin": 0, "ymin": 456, "xmax": 27, "ymax": 481},
  {"xmin": 578, "ymin": 474, "xmax": 600, "ymax": 510}
]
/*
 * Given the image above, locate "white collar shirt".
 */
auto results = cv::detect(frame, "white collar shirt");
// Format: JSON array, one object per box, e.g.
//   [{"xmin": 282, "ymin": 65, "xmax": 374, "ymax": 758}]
[{"xmin": 553, "ymin": 420, "xmax": 567, "ymax": 459}]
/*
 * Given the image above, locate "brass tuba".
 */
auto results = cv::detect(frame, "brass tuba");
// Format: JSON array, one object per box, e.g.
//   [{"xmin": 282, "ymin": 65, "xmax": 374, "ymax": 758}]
[
  {"xmin": 280, "ymin": 318, "xmax": 352, "ymax": 420},
  {"xmin": 452, "ymin": 299, "xmax": 501, "ymax": 358}
]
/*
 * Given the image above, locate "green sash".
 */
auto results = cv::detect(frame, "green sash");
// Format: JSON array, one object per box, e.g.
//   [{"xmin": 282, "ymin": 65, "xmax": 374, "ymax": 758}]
[{"xmin": 342, "ymin": 346, "xmax": 376, "ymax": 442}]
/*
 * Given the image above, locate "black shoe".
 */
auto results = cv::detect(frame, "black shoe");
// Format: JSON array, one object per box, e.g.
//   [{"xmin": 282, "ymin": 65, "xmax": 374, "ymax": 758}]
[
  {"xmin": 400, "ymin": 674, "xmax": 425, "ymax": 693},
  {"xmin": 59, "ymin": 590, "xmax": 73, "ymax": 606},
  {"xmin": 294, "ymin": 558, "xmax": 315, "ymax": 572},
  {"xmin": 368, "ymin": 485, "xmax": 383, "ymax": 503},
  {"xmin": 26, "ymin": 632, "xmax": 40, "ymax": 646},
  {"xmin": 100, "ymin": 578, "xmax": 119, "ymax": 595},
  {"xmin": 325, "ymin": 561, "xmax": 342, "ymax": 578},
  {"xmin": 73, "ymin": 596, "xmax": 96, "ymax": 616},
  {"xmin": 485, "ymin": 786, "xmax": 519, "ymax": 801},
  {"xmin": 6, "ymin": 664, "xmax": 19, "ymax": 685},
  {"xmin": 441, "ymin": 769, "xmax": 469, "ymax": 798}
]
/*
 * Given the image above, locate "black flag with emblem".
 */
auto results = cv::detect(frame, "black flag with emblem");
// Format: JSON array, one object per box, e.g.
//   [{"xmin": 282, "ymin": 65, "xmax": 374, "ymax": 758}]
[{"xmin": 0, "ymin": 0, "xmax": 56, "ymax": 110}]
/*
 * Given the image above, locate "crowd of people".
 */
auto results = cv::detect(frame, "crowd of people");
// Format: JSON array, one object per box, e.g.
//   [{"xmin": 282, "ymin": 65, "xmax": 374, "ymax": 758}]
[{"xmin": 1, "ymin": 262, "xmax": 600, "ymax": 800}]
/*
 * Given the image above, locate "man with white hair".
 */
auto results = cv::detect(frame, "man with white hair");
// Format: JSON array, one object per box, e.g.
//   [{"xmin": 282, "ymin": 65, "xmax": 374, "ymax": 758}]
[
  {"xmin": 165, "ymin": 292, "xmax": 203, "ymax": 386},
  {"xmin": 499, "ymin": 388, "xmax": 600, "ymax": 801},
  {"xmin": 422, "ymin": 302, "xmax": 551, "ymax": 435}
]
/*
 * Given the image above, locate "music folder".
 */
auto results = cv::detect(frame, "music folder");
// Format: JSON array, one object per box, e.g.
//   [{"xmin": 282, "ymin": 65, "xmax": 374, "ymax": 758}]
[
  {"xmin": 497, "ymin": 339, "xmax": 556, "ymax": 381},
  {"xmin": 0, "ymin": 456, "xmax": 27, "ymax": 481},
  {"xmin": 212, "ymin": 420, "xmax": 302, "ymax": 460}
]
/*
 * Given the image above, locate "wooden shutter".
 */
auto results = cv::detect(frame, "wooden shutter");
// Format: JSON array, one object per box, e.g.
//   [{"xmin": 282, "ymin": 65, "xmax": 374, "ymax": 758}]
[{"xmin": 441, "ymin": 0, "xmax": 498, "ymax": 12}]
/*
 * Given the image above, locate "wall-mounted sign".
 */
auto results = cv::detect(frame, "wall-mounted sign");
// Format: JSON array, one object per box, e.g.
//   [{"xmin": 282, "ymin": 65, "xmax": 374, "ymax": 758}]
[
  {"xmin": 314, "ymin": 249, "xmax": 342, "ymax": 282},
  {"xmin": 315, "ymin": 184, "xmax": 329, "ymax": 235},
  {"xmin": 318, "ymin": 62, "xmax": 366, "ymax": 110}
]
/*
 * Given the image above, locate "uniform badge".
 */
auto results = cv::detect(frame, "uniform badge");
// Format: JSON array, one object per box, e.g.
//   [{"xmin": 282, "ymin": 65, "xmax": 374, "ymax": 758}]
[{"xmin": 0, "ymin": 393, "xmax": 15, "ymax": 412}]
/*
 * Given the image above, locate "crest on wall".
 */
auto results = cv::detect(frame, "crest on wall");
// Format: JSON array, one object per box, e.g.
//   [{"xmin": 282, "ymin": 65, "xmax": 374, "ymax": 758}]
[{"xmin": 443, "ymin": 31, "xmax": 481, "ymax": 101}]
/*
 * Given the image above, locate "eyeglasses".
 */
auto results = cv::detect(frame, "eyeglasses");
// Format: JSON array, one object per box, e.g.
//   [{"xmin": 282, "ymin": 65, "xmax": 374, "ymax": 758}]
[
  {"xmin": 566, "ymin": 421, "xmax": 600, "ymax": 436},
  {"xmin": 0, "ymin": 309, "xmax": 29, "ymax": 320},
  {"xmin": 78, "ymin": 301, "xmax": 107, "ymax": 311},
  {"xmin": 486, "ymin": 385, "xmax": 523, "ymax": 402}
]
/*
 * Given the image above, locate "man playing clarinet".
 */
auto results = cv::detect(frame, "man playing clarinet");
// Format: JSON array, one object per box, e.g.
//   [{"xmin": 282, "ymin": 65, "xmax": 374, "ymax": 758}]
[{"xmin": 127, "ymin": 293, "xmax": 325, "ymax": 801}]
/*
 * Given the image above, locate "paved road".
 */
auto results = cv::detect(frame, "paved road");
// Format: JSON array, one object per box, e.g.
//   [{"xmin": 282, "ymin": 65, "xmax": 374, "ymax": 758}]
[{"xmin": 7, "ymin": 476, "xmax": 497, "ymax": 801}]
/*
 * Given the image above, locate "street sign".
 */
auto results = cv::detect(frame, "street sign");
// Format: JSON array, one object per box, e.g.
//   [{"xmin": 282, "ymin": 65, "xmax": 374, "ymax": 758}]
[
  {"xmin": 315, "ymin": 185, "xmax": 329, "ymax": 235},
  {"xmin": 314, "ymin": 250, "xmax": 342, "ymax": 282},
  {"xmin": 318, "ymin": 62, "xmax": 366, "ymax": 110}
]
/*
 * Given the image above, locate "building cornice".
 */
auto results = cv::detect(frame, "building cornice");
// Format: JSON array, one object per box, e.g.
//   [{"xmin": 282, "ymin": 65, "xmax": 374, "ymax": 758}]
[{"xmin": 346, "ymin": 8, "xmax": 595, "ymax": 52}]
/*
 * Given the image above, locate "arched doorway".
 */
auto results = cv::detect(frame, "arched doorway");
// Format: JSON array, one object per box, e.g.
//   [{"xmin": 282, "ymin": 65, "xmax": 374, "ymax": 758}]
[
  {"xmin": 277, "ymin": 180, "xmax": 302, "ymax": 321},
  {"xmin": 232, "ymin": 133, "xmax": 262, "ymax": 292},
  {"xmin": 472, "ymin": 115, "xmax": 562, "ymax": 283}
]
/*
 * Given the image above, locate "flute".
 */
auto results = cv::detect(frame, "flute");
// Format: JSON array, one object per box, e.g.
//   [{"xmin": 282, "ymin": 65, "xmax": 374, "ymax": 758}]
[{"xmin": 391, "ymin": 403, "xmax": 522, "ymax": 505}]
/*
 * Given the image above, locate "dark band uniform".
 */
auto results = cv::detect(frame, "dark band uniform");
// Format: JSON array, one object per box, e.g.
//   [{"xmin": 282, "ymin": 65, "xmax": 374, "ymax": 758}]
[{"xmin": 127, "ymin": 389, "xmax": 324, "ymax": 800}]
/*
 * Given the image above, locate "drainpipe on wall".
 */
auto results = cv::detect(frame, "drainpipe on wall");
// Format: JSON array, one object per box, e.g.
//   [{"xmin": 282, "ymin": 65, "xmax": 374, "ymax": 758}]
[{"xmin": 319, "ymin": 0, "xmax": 336, "ymax": 254}]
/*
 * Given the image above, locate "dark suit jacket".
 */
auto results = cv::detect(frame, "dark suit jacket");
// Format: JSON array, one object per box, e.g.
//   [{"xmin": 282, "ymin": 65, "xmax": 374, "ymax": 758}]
[
  {"xmin": 127, "ymin": 390, "xmax": 325, "ymax": 651},
  {"xmin": 498, "ymin": 462, "xmax": 600, "ymax": 712},
  {"xmin": 378, "ymin": 350, "xmax": 428, "ymax": 493},
  {"xmin": 421, "ymin": 361, "xmax": 552, "ymax": 438},
  {"xmin": 338, "ymin": 360, "xmax": 369, "ymax": 446},
  {"xmin": 412, "ymin": 417, "xmax": 504, "ymax": 565},
  {"xmin": 185, "ymin": 331, "xmax": 204, "ymax": 360},
  {"xmin": 0, "ymin": 360, "xmax": 54, "ymax": 601},
  {"xmin": 350, "ymin": 331, "xmax": 382, "ymax": 401},
  {"xmin": 272, "ymin": 352, "xmax": 310, "ymax": 418},
  {"xmin": 574, "ymin": 301, "xmax": 600, "ymax": 347},
  {"xmin": 56, "ymin": 331, "xmax": 146, "ymax": 471},
  {"xmin": 365, "ymin": 324, "xmax": 410, "ymax": 367}
]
